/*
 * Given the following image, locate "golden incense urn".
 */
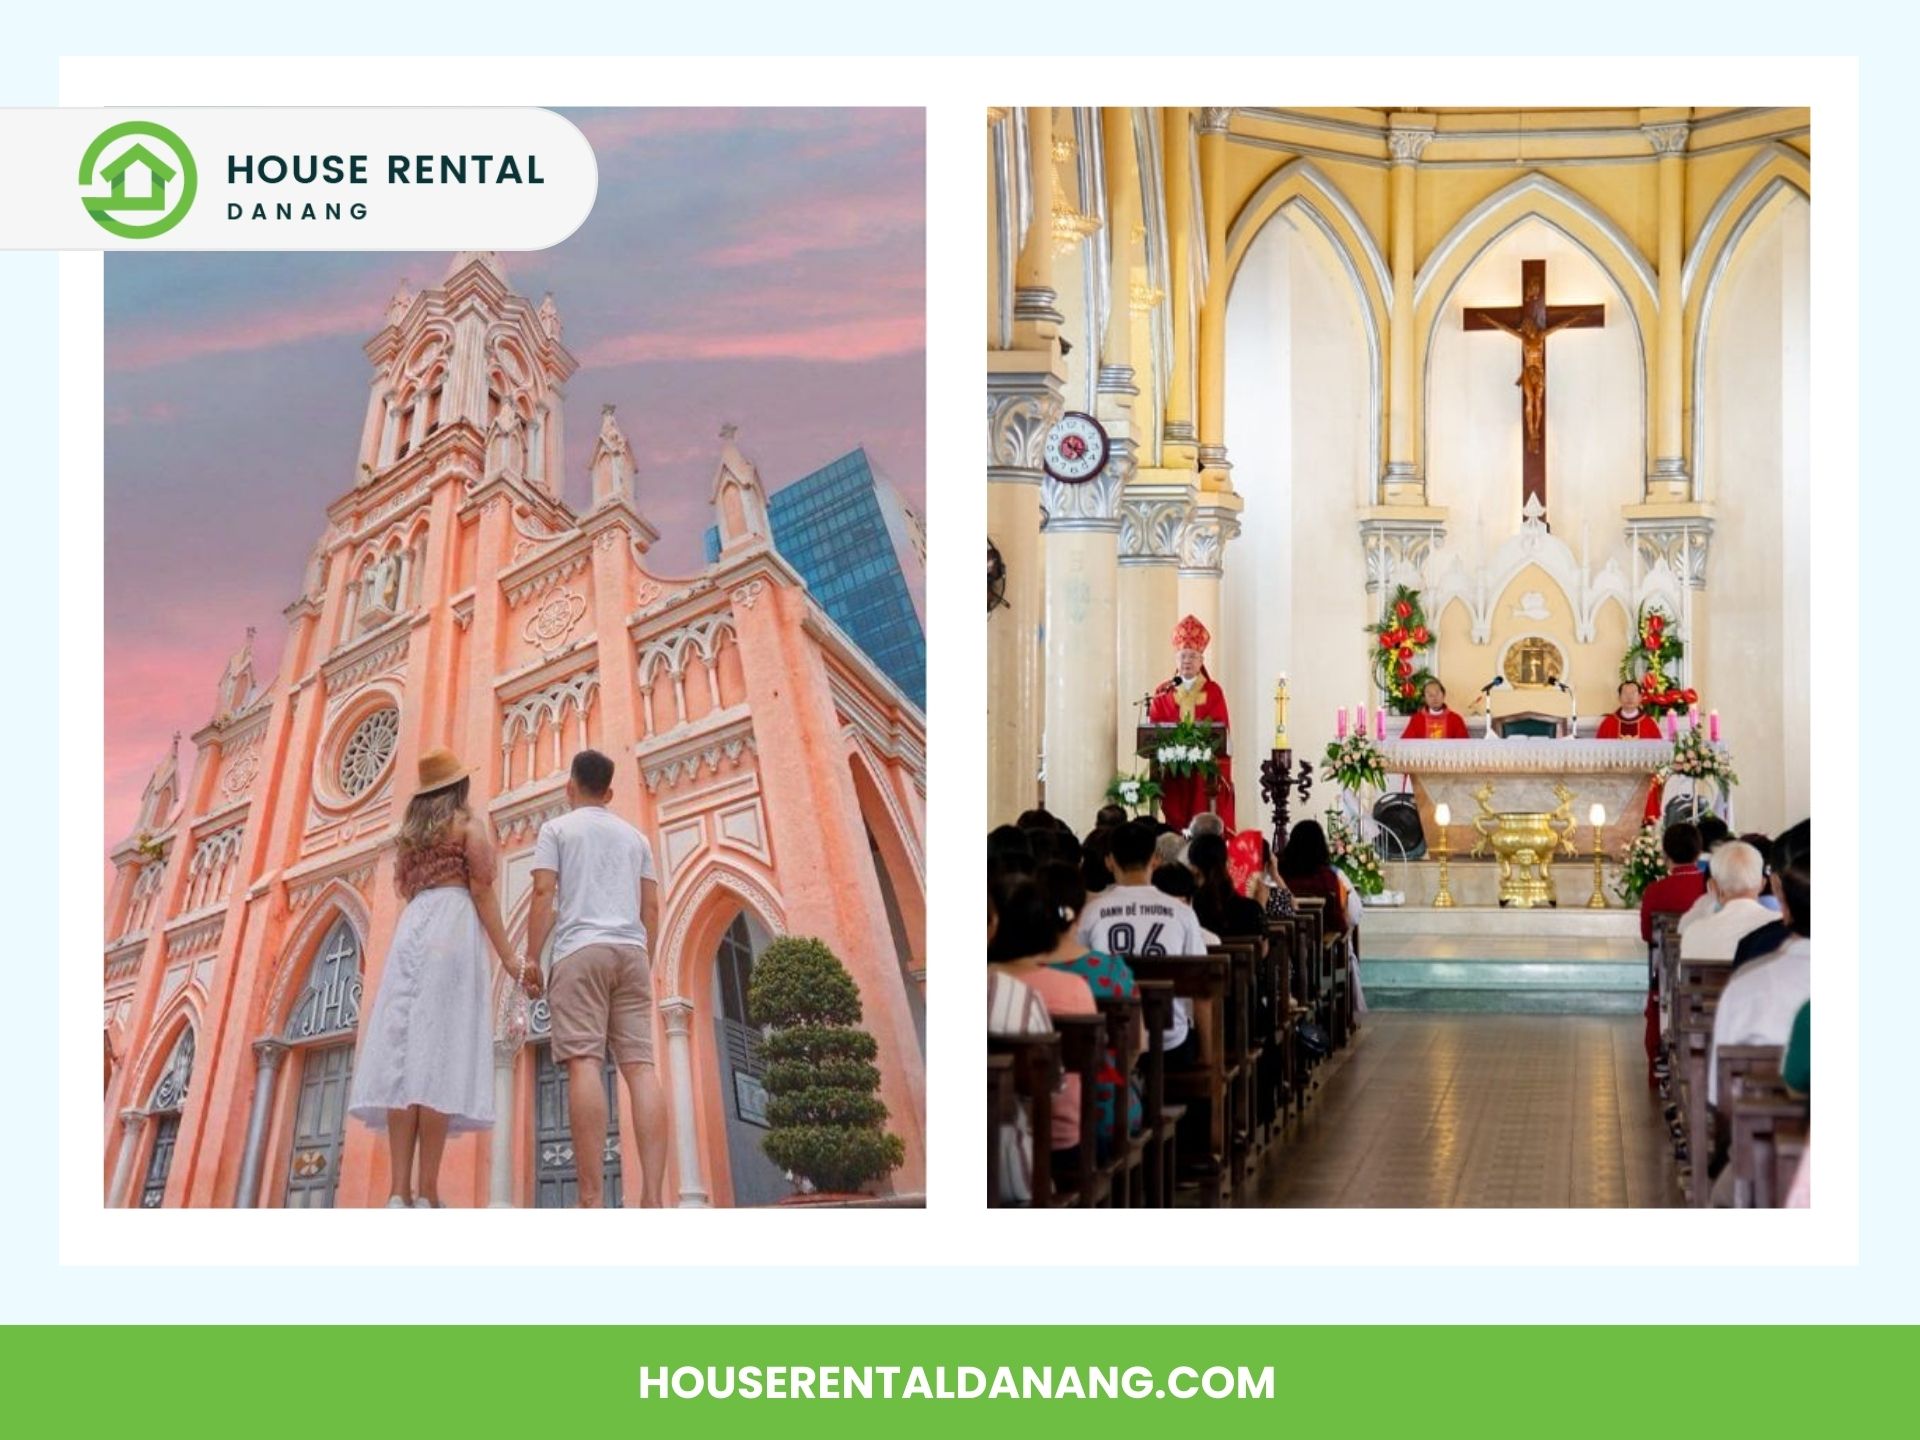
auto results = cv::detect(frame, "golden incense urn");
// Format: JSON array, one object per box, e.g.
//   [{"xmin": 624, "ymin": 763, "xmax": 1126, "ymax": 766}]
[{"xmin": 1470, "ymin": 783, "xmax": 1579, "ymax": 908}]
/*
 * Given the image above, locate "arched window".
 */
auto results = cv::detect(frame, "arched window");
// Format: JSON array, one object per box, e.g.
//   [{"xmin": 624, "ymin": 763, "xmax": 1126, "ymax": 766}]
[
  {"xmin": 286, "ymin": 918, "xmax": 363, "ymax": 1042},
  {"xmin": 141, "ymin": 1027, "xmax": 195, "ymax": 1207}
]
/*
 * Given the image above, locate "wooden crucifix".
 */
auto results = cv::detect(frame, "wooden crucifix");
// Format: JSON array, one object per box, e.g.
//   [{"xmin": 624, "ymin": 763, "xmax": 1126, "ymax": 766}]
[{"xmin": 1463, "ymin": 258, "xmax": 1604, "ymax": 523}]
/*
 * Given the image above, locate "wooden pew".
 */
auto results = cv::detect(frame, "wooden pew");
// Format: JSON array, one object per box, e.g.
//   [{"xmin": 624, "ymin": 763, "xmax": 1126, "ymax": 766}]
[
  {"xmin": 1132, "ymin": 979, "xmax": 1185, "ymax": 1207},
  {"xmin": 1650, "ymin": 909, "xmax": 1685, "ymax": 1066},
  {"xmin": 1129, "ymin": 953, "xmax": 1231, "ymax": 1206},
  {"xmin": 1050, "ymin": 1012, "xmax": 1116, "ymax": 1208},
  {"xmin": 987, "ymin": 1031, "xmax": 1066, "ymax": 1207},
  {"xmin": 987, "ymin": 1054, "xmax": 1013, "ymax": 1208},
  {"xmin": 1716, "ymin": 1043, "xmax": 1804, "ymax": 1208},
  {"xmin": 1213, "ymin": 939, "xmax": 1261, "ymax": 1197},
  {"xmin": 1265, "ymin": 917, "xmax": 1299, "ymax": 1126},
  {"xmin": 1094, "ymin": 991, "xmax": 1147, "ymax": 1207}
]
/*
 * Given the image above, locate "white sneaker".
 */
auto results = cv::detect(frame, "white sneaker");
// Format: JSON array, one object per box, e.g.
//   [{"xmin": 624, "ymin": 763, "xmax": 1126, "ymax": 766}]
[
  {"xmin": 413, "ymin": 1197, "xmax": 435, "ymax": 1208},
  {"xmin": 385, "ymin": 1196, "xmax": 408, "ymax": 1208}
]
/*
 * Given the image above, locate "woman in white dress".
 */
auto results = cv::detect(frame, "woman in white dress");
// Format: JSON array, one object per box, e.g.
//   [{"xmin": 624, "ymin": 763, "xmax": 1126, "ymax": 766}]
[{"xmin": 349, "ymin": 748, "xmax": 539, "ymax": 1207}]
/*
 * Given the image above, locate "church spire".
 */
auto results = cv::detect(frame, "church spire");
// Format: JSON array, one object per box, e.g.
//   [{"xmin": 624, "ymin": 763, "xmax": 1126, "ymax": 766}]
[
  {"xmin": 589, "ymin": 404, "xmax": 638, "ymax": 507},
  {"xmin": 710, "ymin": 422, "xmax": 771, "ymax": 554},
  {"xmin": 446, "ymin": 250, "xmax": 508, "ymax": 283}
]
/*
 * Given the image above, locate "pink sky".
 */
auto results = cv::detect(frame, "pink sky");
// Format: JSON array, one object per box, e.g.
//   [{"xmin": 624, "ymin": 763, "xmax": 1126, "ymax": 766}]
[{"xmin": 104, "ymin": 107, "xmax": 924, "ymax": 849}]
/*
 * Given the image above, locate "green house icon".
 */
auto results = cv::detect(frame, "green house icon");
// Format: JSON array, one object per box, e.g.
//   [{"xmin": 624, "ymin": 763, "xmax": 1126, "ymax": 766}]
[
  {"xmin": 79, "ymin": 121, "xmax": 198, "ymax": 238},
  {"xmin": 90, "ymin": 142, "xmax": 179, "ymax": 214}
]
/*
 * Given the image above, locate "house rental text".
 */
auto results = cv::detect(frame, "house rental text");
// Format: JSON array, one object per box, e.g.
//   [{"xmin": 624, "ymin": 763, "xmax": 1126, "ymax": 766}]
[{"xmin": 225, "ymin": 155, "xmax": 546, "ymax": 184}]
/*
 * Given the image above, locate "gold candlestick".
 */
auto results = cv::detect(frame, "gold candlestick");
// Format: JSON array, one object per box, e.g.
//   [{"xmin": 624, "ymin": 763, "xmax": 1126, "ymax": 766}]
[
  {"xmin": 1273, "ymin": 675, "xmax": 1290, "ymax": 749},
  {"xmin": 1432, "ymin": 802, "xmax": 1456, "ymax": 908},
  {"xmin": 1586, "ymin": 803, "xmax": 1609, "ymax": 909}
]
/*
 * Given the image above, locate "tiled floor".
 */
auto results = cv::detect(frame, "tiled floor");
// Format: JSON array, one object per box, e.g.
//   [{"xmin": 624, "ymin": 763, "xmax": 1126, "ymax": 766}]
[{"xmin": 1250, "ymin": 1013, "xmax": 1678, "ymax": 1208}]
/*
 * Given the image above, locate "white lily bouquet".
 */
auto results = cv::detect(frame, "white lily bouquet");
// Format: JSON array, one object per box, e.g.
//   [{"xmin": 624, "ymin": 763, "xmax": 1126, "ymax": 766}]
[
  {"xmin": 1104, "ymin": 770, "xmax": 1164, "ymax": 817},
  {"xmin": 1152, "ymin": 719, "xmax": 1219, "ymax": 780}
]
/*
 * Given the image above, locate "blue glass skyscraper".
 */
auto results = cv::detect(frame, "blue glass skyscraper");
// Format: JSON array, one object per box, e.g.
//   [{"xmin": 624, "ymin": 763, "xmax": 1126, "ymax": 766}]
[{"xmin": 706, "ymin": 447, "xmax": 925, "ymax": 710}]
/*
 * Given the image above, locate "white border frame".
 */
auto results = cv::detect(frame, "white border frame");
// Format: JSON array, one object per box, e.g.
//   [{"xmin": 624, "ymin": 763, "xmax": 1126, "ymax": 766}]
[{"xmin": 61, "ymin": 55, "xmax": 1858, "ymax": 1270}]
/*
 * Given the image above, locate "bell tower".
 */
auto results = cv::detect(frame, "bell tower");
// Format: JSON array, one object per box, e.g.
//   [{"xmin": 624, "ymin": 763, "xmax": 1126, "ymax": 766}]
[{"xmin": 356, "ymin": 252, "xmax": 577, "ymax": 500}]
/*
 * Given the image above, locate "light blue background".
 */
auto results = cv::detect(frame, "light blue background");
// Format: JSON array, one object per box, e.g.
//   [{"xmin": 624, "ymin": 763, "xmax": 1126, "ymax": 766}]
[{"xmin": 9, "ymin": 2, "xmax": 1912, "ymax": 1324}]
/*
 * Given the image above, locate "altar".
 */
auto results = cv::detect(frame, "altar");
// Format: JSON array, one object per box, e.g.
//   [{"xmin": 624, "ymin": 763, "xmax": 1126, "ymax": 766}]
[{"xmin": 1381, "ymin": 737, "xmax": 1682, "ymax": 861}]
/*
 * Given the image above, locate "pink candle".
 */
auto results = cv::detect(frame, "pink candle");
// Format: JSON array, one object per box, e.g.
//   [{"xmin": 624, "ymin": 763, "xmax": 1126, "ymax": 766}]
[
  {"xmin": 1356, "ymin": 703, "xmax": 1367, "ymax": 737},
  {"xmin": 1375, "ymin": 707, "xmax": 1386, "ymax": 741},
  {"xmin": 1664, "ymin": 711, "xmax": 1678, "ymax": 741},
  {"xmin": 1709, "ymin": 710, "xmax": 1720, "ymax": 743},
  {"xmin": 1336, "ymin": 707, "xmax": 1348, "ymax": 739},
  {"xmin": 1688, "ymin": 704, "xmax": 1700, "ymax": 730}
]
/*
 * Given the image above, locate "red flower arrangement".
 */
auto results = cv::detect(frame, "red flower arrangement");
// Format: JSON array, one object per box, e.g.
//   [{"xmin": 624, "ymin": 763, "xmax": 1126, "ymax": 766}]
[
  {"xmin": 1618, "ymin": 604, "xmax": 1694, "ymax": 717},
  {"xmin": 1366, "ymin": 584, "xmax": 1438, "ymax": 713}
]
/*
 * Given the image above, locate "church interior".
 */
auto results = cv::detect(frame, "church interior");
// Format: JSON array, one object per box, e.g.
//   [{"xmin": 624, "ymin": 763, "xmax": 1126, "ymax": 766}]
[{"xmin": 986, "ymin": 107, "xmax": 1812, "ymax": 1209}]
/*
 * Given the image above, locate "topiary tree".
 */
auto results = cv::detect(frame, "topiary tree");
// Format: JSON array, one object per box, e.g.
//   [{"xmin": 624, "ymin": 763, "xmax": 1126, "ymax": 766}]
[{"xmin": 748, "ymin": 936, "xmax": 904, "ymax": 1196}]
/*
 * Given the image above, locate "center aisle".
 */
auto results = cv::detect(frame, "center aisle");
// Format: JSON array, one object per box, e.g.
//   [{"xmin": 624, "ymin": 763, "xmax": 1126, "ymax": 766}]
[{"xmin": 1249, "ymin": 1014, "xmax": 1678, "ymax": 1207}]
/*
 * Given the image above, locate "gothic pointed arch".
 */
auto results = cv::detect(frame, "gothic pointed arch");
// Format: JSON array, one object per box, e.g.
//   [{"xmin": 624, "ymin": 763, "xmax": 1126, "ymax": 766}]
[
  {"xmin": 1414, "ymin": 175, "xmax": 1656, "ymax": 475},
  {"xmin": 260, "ymin": 880, "xmax": 373, "ymax": 1038},
  {"xmin": 656, "ymin": 858, "xmax": 788, "ymax": 999},
  {"xmin": 1685, "ymin": 167, "xmax": 1811, "ymax": 494},
  {"xmin": 1225, "ymin": 162, "xmax": 1388, "ymax": 495},
  {"xmin": 128, "ymin": 995, "xmax": 201, "ymax": 1112}
]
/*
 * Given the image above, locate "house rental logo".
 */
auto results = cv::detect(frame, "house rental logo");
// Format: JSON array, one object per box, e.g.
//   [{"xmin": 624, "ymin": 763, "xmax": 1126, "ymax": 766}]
[{"xmin": 78, "ymin": 121, "xmax": 198, "ymax": 238}]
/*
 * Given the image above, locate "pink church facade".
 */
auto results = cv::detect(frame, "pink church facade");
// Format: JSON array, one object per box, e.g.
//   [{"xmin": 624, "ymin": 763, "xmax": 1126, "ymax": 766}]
[{"xmin": 102, "ymin": 253, "xmax": 927, "ymax": 1208}]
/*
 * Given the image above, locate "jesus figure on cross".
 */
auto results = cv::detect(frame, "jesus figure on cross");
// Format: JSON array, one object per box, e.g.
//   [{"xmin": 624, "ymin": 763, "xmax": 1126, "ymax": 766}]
[{"xmin": 1464, "ymin": 258, "xmax": 1604, "ymax": 520}]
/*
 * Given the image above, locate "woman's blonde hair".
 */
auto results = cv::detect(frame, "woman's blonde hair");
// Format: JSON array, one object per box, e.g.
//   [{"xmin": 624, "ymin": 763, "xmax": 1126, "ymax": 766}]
[{"xmin": 397, "ymin": 776, "xmax": 470, "ymax": 854}]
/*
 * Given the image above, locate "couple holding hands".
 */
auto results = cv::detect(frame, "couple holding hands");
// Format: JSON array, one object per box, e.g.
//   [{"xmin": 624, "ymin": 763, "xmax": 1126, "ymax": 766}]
[{"xmin": 345, "ymin": 746, "xmax": 668, "ymax": 1208}]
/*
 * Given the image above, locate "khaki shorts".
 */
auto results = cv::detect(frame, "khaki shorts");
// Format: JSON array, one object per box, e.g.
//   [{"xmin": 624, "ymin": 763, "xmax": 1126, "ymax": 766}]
[{"xmin": 547, "ymin": 944, "xmax": 656, "ymax": 1066}]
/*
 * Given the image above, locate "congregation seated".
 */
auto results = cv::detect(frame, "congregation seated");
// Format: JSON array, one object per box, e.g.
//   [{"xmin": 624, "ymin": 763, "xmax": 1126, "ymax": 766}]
[
  {"xmin": 1678, "ymin": 841, "xmax": 1775, "ymax": 962},
  {"xmin": 1080, "ymin": 819, "xmax": 1211, "ymax": 1058},
  {"xmin": 1639, "ymin": 821, "xmax": 1707, "ymax": 943},
  {"xmin": 1035, "ymin": 861, "xmax": 1144, "ymax": 1147},
  {"xmin": 1677, "ymin": 816, "xmax": 1732, "ymax": 933},
  {"xmin": 1731, "ymin": 821, "xmax": 1808, "ymax": 970},
  {"xmin": 1708, "ymin": 848, "xmax": 1809, "ymax": 1107},
  {"xmin": 989, "ymin": 877, "xmax": 1097, "ymax": 1164},
  {"xmin": 985, "ymin": 880, "xmax": 1056, "ymax": 1204},
  {"xmin": 1278, "ymin": 820, "xmax": 1350, "ymax": 938},
  {"xmin": 1189, "ymin": 832, "xmax": 1268, "ymax": 944}
]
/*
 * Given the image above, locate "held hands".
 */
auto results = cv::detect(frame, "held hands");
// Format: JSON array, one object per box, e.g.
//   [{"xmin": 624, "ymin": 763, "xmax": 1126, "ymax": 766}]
[{"xmin": 517, "ymin": 959, "xmax": 544, "ymax": 1000}]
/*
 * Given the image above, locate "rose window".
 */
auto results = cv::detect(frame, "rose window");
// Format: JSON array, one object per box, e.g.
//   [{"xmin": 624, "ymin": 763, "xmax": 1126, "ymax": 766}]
[{"xmin": 338, "ymin": 707, "xmax": 399, "ymax": 797}]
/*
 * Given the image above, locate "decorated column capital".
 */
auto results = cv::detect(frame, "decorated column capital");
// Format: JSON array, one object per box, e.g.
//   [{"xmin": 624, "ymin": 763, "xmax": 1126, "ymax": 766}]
[
  {"xmin": 1196, "ymin": 107, "xmax": 1234, "ymax": 135},
  {"xmin": 119, "ymin": 1108, "xmax": 147, "ymax": 1134},
  {"xmin": 987, "ymin": 368, "xmax": 1066, "ymax": 488},
  {"xmin": 1177, "ymin": 495, "xmax": 1244, "ymax": 580},
  {"xmin": 1642, "ymin": 122, "xmax": 1691, "ymax": 156},
  {"xmin": 659, "ymin": 994, "xmax": 697, "ymax": 1039},
  {"xmin": 251, "ymin": 1037, "xmax": 288, "ymax": 1070},
  {"xmin": 1386, "ymin": 127, "xmax": 1434, "ymax": 165},
  {"xmin": 1117, "ymin": 480, "xmax": 1194, "ymax": 568},
  {"xmin": 1358, "ymin": 515, "xmax": 1447, "ymax": 595},
  {"xmin": 1044, "ymin": 438, "xmax": 1133, "ymax": 533},
  {"xmin": 1627, "ymin": 514, "xmax": 1714, "ymax": 589}
]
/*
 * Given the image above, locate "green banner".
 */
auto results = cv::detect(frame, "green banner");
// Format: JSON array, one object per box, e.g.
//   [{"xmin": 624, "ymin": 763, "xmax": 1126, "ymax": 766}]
[{"xmin": 3, "ymin": 1325, "xmax": 1908, "ymax": 1434}]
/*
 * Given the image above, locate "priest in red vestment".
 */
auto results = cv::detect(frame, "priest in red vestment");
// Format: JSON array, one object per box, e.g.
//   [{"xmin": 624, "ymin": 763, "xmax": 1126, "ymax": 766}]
[
  {"xmin": 1148, "ymin": 614, "xmax": 1235, "ymax": 830},
  {"xmin": 1400, "ymin": 679, "xmax": 1470, "ymax": 740},
  {"xmin": 1596, "ymin": 680, "xmax": 1664, "ymax": 739}
]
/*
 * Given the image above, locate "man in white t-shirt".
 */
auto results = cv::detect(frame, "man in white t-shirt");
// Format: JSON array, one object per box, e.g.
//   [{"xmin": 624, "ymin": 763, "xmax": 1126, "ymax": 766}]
[
  {"xmin": 527, "ymin": 749, "xmax": 667, "ymax": 1207},
  {"xmin": 1078, "ymin": 820, "xmax": 1211, "ymax": 1052},
  {"xmin": 1679, "ymin": 842, "xmax": 1775, "ymax": 963}
]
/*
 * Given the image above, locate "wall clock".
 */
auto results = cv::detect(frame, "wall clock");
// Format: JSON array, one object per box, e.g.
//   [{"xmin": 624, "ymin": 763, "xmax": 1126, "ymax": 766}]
[{"xmin": 1043, "ymin": 410, "xmax": 1109, "ymax": 483}]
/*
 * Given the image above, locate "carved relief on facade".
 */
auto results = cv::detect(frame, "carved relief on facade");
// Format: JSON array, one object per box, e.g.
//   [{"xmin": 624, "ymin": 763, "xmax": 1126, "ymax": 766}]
[
  {"xmin": 520, "ymin": 586, "xmax": 590, "ymax": 659},
  {"xmin": 635, "ymin": 613, "xmax": 741, "ymax": 737}
]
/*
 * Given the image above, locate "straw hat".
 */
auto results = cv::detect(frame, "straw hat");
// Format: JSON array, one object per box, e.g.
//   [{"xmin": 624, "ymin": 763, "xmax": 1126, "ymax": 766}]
[{"xmin": 414, "ymin": 746, "xmax": 476, "ymax": 795}]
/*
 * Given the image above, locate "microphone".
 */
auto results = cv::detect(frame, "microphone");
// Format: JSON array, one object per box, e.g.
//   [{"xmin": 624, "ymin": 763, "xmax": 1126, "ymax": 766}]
[{"xmin": 1477, "ymin": 675, "xmax": 1506, "ymax": 696}]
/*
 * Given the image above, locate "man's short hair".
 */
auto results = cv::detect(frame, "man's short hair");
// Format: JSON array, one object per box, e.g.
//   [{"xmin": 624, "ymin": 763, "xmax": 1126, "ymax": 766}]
[
  {"xmin": 1153, "ymin": 831, "xmax": 1188, "ymax": 869},
  {"xmin": 1709, "ymin": 840, "xmax": 1766, "ymax": 897},
  {"xmin": 1619, "ymin": 679, "xmax": 1641, "ymax": 697},
  {"xmin": 1094, "ymin": 804, "xmax": 1128, "ymax": 830},
  {"xmin": 1108, "ymin": 817, "xmax": 1159, "ymax": 871},
  {"xmin": 1696, "ymin": 815, "xmax": 1731, "ymax": 851},
  {"xmin": 1662, "ymin": 822, "xmax": 1702, "ymax": 865},
  {"xmin": 570, "ymin": 748, "xmax": 616, "ymax": 796},
  {"xmin": 1187, "ymin": 811, "xmax": 1225, "ymax": 840}
]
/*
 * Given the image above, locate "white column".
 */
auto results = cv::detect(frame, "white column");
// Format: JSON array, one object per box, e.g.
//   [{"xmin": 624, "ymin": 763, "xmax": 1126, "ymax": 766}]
[
  {"xmin": 107, "ymin": 1109, "xmax": 145, "ymax": 1208},
  {"xmin": 1384, "ymin": 121, "xmax": 1432, "ymax": 500},
  {"xmin": 1042, "ymin": 431, "xmax": 1127, "ymax": 830},
  {"xmin": 1644, "ymin": 118, "xmax": 1692, "ymax": 497},
  {"xmin": 233, "ymin": 1039, "xmax": 287, "ymax": 1208},
  {"xmin": 489, "ymin": 1041, "xmax": 519, "ymax": 1207},
  {"xmin": 659, "ymin": 997, "xmax": 710, "ymax": 1208},
  {"xmin": 1176, "ymin": 495, "xmax": 1244, "ymax": 655}
]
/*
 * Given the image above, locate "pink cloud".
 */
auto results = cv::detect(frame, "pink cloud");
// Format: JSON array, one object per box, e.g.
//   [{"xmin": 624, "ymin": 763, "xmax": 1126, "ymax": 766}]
[
  {"xmin": 705, "ymin": 188, "xmax": 922, "ymax": 268},
  {"xmin": 108, "ymin": 284, "xmax": 388, "ymax": 372},
  {"xmin": 581, "ymin": 311, "xmax": 923, "ymax": 367},
  {"xmin": 573, "ymin": 108, "xmax": 852, "ymax": 152}
]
